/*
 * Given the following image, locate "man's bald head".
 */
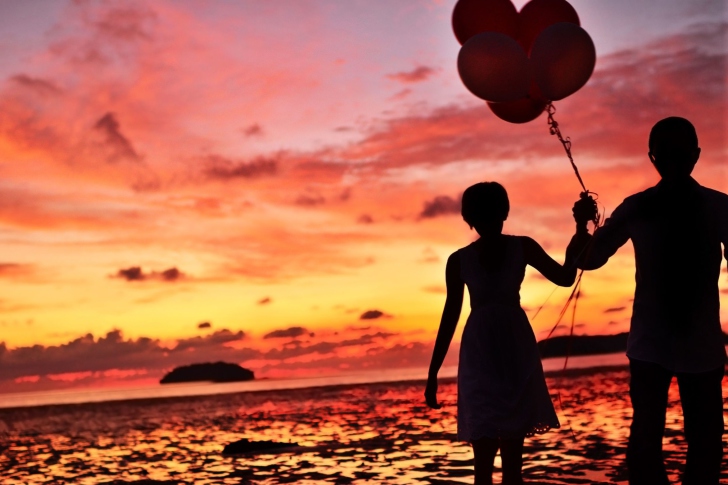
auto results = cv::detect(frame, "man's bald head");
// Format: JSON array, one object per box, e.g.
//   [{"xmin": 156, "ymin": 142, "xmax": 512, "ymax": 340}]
[{"xmin": 648, "ymin": 117, "xmax": 700, "ymax": 182}]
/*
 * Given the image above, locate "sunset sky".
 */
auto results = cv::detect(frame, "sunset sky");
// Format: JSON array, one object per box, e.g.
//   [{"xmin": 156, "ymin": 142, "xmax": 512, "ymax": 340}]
[{"xmin": 0, "ymin": 0, "xmax": 726, "ymax": 393}]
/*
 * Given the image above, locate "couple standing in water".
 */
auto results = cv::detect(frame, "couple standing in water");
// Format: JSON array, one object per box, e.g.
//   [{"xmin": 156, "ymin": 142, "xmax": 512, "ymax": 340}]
[{"xmin": 426, "ymin": 117, "xmax": 727, "ymax": 484}]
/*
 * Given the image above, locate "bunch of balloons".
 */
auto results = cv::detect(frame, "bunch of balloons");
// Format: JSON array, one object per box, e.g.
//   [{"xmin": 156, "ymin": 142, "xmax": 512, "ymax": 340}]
[{"xmin": 454, "ymin": 0, "xmax": 596, "ymax": 123}]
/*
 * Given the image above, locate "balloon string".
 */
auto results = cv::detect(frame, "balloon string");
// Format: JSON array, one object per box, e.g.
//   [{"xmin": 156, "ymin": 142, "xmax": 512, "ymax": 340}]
[
  {"xmin": 537, "ymin": 212, "xmax": 604, "ymax": 443},
  {"xmin": 546, "ymin": 103, "xmax": 587, "ymax": 194},
  {"xmin": 535, "ymin": 105, "xmax": 607, "ymax": 442}
]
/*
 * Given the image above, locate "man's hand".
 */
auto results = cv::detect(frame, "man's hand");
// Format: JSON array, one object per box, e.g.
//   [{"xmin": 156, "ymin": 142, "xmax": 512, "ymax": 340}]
[
  {"xmin": 573, "ymin": 194, "xmax": 598, "ymax": 231},
  {"xmin": 425, "ymin": 377, "xmax": 441, "ymax": 409}
]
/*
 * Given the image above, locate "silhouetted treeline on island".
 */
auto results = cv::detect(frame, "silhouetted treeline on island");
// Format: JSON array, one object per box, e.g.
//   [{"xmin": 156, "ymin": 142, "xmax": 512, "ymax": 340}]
[
  {"xmin": 160, "ymin": 362, "xmax": 254, "ymax": 384},
  {"xmin": 538, "ymin": 332, "xmax": 728, "ymax": 358}
]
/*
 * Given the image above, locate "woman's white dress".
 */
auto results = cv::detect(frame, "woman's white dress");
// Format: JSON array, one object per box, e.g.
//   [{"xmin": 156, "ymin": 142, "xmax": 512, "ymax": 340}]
[{"xmin": 457, "ymin": 236, "xmax": 560, "ymax": 442}]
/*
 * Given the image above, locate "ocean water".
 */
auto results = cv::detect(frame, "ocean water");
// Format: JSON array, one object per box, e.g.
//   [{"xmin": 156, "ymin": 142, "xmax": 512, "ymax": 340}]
[
  {"xmin": 1, "ymin": 358, "xmax": 727, "ymax": 484},
  {"xmin": 0, "ymin": 352, "xmax": 630, "ymax": 409}
]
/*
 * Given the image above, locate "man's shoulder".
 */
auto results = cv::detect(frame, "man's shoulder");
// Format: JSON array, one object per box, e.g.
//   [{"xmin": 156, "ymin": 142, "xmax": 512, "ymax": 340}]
[
  {"xmin": 697, "ymin": 185, "xmax": 728, "ymax": 221},
  {"xmin": 698, "ymin": 184, "xmax": 728, "ymax": 203},
  {"xmin": 613, "ymin": 187, "xmax": 657, "ymax": 213}
]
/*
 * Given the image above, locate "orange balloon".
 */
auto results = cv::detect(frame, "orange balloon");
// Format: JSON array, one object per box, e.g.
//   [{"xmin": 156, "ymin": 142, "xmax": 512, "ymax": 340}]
[
  {"xmin": 531, "ymin": 22, "xmax": 596, "ymax": 101},
  {"xmin": 452, "ymin": 0, "xmax": 519, "ymax": 45},
  {"xmin": 517, "ymin": 0, "xmax": 579, "ymax": 53},
  {"xmin": 458, "ymin": 32, "xmax": 531, "ymax": 102},
  {"xmin": 487, "ymin": 83, "xmax": 548, "ymax": 123}
]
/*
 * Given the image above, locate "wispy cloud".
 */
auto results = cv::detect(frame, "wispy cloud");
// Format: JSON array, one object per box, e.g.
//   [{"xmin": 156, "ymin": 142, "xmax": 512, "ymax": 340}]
[
  {"xmin": 203, "ymin": 155, "xmax": 278, "ymax": 180},
  {"xmin": 93, "ymin": 112, "xmax": 141, "ymax": 163},
  {"xmin": 10, "ymin": 75, "xmax": 62, "ymax": 95},
  {"xmin": 263, "ymin": 326, "xmax": 309, "ymax": 339},
  {"xmin": 386, "ymin": 66, "xmax": 438, "ymax": 84},
  {"xmin": 242, "ymin": 123, "xmax": 264, "ymax": 137}
]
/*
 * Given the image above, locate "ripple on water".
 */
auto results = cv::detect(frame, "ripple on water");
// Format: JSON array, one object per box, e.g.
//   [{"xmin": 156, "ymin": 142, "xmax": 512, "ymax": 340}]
[{"xmin": 0, "ymin": 370, "xmax": 727, "ymax": 484}]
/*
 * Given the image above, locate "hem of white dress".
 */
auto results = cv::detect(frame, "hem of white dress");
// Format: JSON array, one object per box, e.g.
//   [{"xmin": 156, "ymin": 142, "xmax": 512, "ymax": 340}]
[{"xmin": 460, "ymin": 422, "xmax": 561, "ymax": 443}]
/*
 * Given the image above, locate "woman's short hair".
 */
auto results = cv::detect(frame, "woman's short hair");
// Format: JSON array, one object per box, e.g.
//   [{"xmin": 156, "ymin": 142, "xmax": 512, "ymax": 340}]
[{"xmin": 461, "ymin": 182, "xmax": 509, "ymax": 227}]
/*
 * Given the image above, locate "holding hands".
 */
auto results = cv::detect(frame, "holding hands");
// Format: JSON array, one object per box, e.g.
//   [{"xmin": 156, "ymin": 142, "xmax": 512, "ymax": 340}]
[{"xmin": 572, "ymin": 192, "xmax": 598, "ymax": 232}]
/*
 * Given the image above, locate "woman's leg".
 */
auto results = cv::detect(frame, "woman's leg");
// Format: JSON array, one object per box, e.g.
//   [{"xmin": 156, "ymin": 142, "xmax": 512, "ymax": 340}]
[
  {"xmin": 499, "ymin": 437, "xmax": 524, "ymax": 485},
  {"xmin": 471, "ymin": 437, "xmax": 499, "ymax": 485}
]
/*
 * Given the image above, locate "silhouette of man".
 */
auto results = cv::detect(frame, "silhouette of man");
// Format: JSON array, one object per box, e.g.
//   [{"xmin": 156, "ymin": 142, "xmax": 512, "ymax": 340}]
[{"xmin": 571, "ymin": 117, "xmax": 726, "ymax": 484}]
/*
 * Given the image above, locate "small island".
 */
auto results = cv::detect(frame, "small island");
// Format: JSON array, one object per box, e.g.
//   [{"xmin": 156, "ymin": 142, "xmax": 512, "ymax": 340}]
[{"xmin": 160, "ymin": 362, "xmax": 255, "ymax": 384}]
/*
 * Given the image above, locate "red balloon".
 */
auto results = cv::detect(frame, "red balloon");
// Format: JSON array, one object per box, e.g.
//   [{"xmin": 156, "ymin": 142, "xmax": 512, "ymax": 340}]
[
  {"xmin": 487, "ymin": 83, "xmax": 548, "ymax": 123},
  {"xmin": 518, "ymin": 0, "xmax": 579, "ymax": 53},
  {"xmin": 531, "ymin": 22, "xmax": 596, "ymax": 101},
  {"xmin": 457, "ymin": 32, "xmax": 531, "ymax": 102},
  {"xmin": 452, "ymin": 0, "xmax": 519, "ymax": 45}
]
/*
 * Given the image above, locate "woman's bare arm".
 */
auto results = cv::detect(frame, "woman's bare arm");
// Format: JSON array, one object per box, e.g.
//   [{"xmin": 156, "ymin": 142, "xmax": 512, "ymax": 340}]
[
  {"xmin": 425, "ymin": 251, "xmax": 464, "ymax": 408},
  {"xmin": 521, "ymin": 236, "xmax": 577, "ymax": 287}
]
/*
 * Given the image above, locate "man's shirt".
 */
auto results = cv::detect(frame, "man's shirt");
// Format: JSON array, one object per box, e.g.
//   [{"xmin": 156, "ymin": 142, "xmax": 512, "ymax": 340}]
[{"xmin": 578, "ymin": 178, "xmax": 728, "ymax": 372}]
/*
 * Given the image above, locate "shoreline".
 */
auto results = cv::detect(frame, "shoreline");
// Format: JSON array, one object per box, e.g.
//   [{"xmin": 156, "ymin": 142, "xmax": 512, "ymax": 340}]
[
  {"xmin": 0, "ymin": 363, "xmax": 638, "ymax": 413},
  {"xmin": 1, "ymin": 357, "xmax": 725, "ymax": 412}
]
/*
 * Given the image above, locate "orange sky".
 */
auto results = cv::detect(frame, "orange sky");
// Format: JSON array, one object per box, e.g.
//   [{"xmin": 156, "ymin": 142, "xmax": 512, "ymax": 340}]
[{"xmin": 0, "ymin": 0, "xmax": 726, "ymax": 393}]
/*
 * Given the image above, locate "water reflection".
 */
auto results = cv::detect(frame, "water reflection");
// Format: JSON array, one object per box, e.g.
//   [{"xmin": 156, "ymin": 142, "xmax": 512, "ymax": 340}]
[{"xmin": 0, "ymin": 369, "xmax": 726, "ymax": 484}]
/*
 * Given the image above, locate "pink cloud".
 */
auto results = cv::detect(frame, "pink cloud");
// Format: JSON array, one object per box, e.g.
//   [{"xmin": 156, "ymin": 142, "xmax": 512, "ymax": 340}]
[
  {"xmin": 0, "ymin": 326, "xmax": 438, "ymax": 393},
  {"xmin": 203, "ymin": 155, "xmax": 278, "ymax": 180},
  {"xmin": 386, "ymin": 65, "xmax": 438, "ymax": 84}
]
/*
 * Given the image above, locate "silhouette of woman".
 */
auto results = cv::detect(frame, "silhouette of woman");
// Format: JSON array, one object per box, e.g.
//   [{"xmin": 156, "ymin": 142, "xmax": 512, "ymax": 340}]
[{"xmin": 425, "ymin": 182, "xmax": 586, "ymax": 485}]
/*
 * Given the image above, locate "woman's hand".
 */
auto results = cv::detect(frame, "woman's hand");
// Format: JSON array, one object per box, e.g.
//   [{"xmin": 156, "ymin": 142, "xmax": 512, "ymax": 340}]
[{"xmin": 425, "ymin": 377, "xmax": 441, "ymax": 409}]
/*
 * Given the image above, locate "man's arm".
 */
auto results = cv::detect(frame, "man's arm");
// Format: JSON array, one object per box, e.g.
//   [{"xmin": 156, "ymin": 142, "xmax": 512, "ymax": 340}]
[{"xmin": 571, "ymin": 200, "xmax": 631, "ymax": 270}]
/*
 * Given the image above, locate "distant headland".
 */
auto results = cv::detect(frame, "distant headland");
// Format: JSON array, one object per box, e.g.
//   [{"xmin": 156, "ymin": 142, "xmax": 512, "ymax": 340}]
[
  {"xmin": 538, "ymin": 332, "xmax": 728, "ymax": 358},
  {"xmin": 160, "ymin": 362, "xmax": 255, "ymax": 384}
]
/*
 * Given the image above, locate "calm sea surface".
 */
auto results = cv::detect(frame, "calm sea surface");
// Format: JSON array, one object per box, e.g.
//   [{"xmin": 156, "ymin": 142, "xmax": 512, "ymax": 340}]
[
  {"xmin": 1, "ymin": 353, "xmax": 726, "ymax": 485},
  {"xmin": 0, "ymin": 352, "xmax": 631, "ymax": 409}
]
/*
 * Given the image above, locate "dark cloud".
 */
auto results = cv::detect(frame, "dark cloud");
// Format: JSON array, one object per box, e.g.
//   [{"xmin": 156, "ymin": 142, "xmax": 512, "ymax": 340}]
[
  {"xmin": 295, "ymin": 193, "xmax": 326, "ymax": 206},
  {"xmin": 0, "ymin": 329, "xmax": 255, "ymax": 382},
  {"xmin": 419, "ymin": 195, "xmax": 460, "ymax": 219},
  {"xmin": 159, "ymin": 267, "xmax": 183, "ymax": 281},
  {"xmin": 10, "ymin": 74, "xmax": 61, "ymax": 95},
  {"xmin": 174, "ymin": 329, "xmax": 245, "ymax": 352},
  {"xmin": 263, "ymin": 326, "xmax": 308, "ymax": 339},
  {"xmin": 386, "ymin": 66, "xmax": 438, "ymax": 84},
  {"xmin": 204, "ymin": 155, "xmax": 277, "ymax": 180},
  {"xmin": 257, "ymin": 297, "xmax": 272, "ymax": 305},
  {"xmin": 257, "ymin": 339, "xmax": 446, "ymax": 375},
  {"xmin": 360, "ymin": 310, "xmax": 391, "ymax": 320},
  {"xmin": 197, "ymin": 322, "xmax": 211, "ymax": 329},
  {"xmin": 604, "ymin": 306, "xmax": 627, "ymax": 313},
  {"xmin": 0, "ymin": 327, "xmax": 434, "ymax": 390},
  {"xmin": 262, "ymin": 332, "xmax": 394, "ymax": 360},
  {"xmin": 113, "ymin": 266, "xmax": 185, "ymax": 282},
  {"xmin": 93, "ymin": 112, "xmax": 141, "ymax": 163},
  {"xmin": 242, "ymin": 123, "xmax": 264, "ymax": 137},
  {"xmin": 116, "ymin": 266, "xmax": 144, "ymax": 281}
]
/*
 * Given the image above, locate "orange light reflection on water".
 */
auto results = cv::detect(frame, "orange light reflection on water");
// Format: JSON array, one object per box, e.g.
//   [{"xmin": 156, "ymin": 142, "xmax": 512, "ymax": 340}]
[{"xmin": 0, "ymin": 369, "xmax": 727, "ymax": 484}]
